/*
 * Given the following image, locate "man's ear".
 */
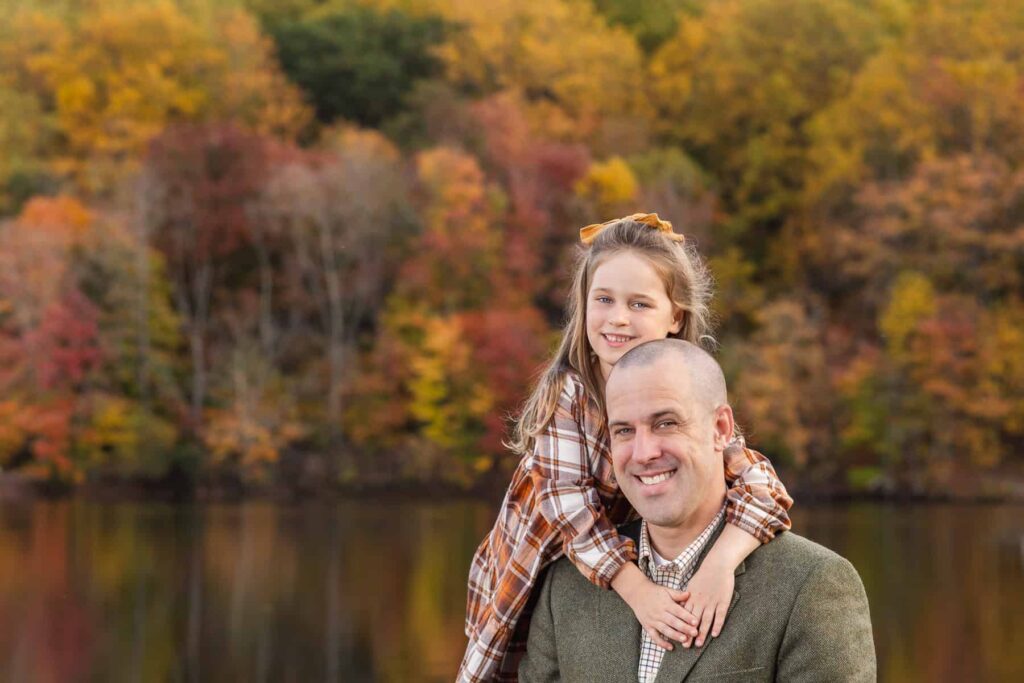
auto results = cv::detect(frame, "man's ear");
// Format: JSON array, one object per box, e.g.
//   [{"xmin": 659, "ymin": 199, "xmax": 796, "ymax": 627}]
[{"xmin": 712, "ymin": 405, "xmax": 735, "ymax": 450}]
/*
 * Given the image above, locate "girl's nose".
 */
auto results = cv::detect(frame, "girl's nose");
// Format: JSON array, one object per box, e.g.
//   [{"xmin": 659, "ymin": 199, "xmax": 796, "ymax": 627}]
[{"xmin": 610, "ymin": 304, "xmax": 630, "ymax": 325}]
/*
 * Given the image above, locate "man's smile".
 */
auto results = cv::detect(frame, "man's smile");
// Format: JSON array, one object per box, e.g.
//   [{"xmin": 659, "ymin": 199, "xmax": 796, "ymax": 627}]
[{"xmin": 636, "ymin": 469, "xmax": 677, "ymax": 486}]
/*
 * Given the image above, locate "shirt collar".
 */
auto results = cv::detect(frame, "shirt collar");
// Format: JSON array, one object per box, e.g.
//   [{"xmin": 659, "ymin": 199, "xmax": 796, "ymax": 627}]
[{"xmin": 638, "ymin": 504, "xmax": 727, "ymax": 576}]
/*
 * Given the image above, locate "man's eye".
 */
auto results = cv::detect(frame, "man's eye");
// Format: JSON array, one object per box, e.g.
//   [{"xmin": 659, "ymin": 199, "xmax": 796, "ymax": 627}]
[
  {"xmin": 613, "ymin": 428, "xmax": 633, "ymax": 437},
  {"xmin": 656, "ymin": 421, "xmax": 677, "ymax": 429}
]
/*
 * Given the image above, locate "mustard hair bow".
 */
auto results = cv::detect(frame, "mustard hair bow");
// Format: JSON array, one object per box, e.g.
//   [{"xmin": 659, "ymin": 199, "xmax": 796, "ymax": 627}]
[{"xmin": 579, "ymin": 212, "xmax": 685, "ymax": 245}]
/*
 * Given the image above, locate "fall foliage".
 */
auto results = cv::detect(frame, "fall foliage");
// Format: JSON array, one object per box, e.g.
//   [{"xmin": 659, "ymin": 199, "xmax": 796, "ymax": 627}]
[{"xmin": 0, "ymin": 0, "xmax": 1021, "ymax": 496}]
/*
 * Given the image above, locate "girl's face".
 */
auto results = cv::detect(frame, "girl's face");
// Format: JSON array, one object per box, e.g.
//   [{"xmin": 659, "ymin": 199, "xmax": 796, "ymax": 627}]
[{"xmin": 585, "ymin": 250, "xmax": 682, "ymax": 380}]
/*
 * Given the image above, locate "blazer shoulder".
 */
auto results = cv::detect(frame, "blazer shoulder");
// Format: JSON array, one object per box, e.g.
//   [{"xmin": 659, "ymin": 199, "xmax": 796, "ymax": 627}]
[
  {"xmin": 546, "ymin": 555, "xmax": 591, "ymax": 589},
  {"xmin": 755, "ymin": 531, "xmax": 864, "ymax": 588}
]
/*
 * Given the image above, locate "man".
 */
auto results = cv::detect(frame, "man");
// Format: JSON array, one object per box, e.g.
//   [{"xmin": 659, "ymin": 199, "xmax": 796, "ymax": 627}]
[{"xmin": 519, "ymin": 339, "xmax": 876, "ymax": 682}]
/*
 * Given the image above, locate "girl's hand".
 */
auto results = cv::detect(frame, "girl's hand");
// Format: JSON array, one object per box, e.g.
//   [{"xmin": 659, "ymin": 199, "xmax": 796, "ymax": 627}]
[
  {"xmin": 614, "ymin": 563, "xmax": 699, "ymax": 650},
  {"xmin": 683, "ymin": 559, "xmax": 735, "ymax": 648}
]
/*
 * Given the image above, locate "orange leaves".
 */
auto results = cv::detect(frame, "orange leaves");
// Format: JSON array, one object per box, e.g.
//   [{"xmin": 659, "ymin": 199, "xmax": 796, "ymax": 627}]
[
  {"xmin": 17, "ymin": 195, "xmax": 93, "ymax": 242},
  {"xmin": 732, "ymin": 298, "xmax": 830, "ymax": 469},
  {"xmin": 401, "ymin": 148, "xmax": 501, "ymax": 309},
  {"xmin": 816, "ymin": 153, "xmax": 1024, "ymax": 314}
]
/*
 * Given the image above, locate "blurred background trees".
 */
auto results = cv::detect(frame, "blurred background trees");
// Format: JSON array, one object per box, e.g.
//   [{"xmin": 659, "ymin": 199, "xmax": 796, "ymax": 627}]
[{"xmin": 0, "ymin": 0, "xmax": 1021, "ymax": 496}]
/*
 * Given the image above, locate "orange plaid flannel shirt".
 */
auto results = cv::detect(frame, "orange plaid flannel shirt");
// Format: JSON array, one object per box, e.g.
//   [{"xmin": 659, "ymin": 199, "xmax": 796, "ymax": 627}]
[{"xmin": 458, "ymin": 372, "xmax": 793, "ymax": 682}]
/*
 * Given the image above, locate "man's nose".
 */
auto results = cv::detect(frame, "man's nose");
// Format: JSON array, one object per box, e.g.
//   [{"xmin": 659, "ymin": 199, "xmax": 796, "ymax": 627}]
[{"xmin": 632, "ymin": 428, "xmax": 661, "ymax": 464}]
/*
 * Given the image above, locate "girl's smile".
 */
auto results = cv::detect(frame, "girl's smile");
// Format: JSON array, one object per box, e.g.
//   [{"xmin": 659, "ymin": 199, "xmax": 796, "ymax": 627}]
[{"xmin": 602, "ymin": 333, "xmax": 636, "ymax": 348}]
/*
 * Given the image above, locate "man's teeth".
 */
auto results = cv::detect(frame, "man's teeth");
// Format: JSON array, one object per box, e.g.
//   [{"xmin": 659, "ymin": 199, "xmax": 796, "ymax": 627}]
[{"xmin": 638, "ymin": 471, "xmax": 673, "ymax": 485}]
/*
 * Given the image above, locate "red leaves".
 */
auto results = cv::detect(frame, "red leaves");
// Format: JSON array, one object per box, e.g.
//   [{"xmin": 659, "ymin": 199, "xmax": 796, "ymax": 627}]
[
  {"xmin": 146, "ymin": 123, "xmax": 280, "ymax": 259},
  {"xmin": 26, "ymin": 290, "xmax": 103, "ymax": 391}
]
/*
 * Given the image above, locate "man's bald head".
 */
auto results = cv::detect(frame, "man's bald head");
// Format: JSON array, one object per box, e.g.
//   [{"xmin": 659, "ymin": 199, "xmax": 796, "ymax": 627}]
[{"xmin": 608, "ymin": 339, "xmax": 728, "ymax": 411}]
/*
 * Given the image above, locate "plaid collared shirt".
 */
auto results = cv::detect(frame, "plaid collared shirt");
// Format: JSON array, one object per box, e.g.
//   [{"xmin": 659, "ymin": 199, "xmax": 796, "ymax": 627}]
[
  {"xmin": 636, "ymin": 506, "xmax": 727, "ymax": 683},
  {"xmin": 458, "ymin": 372, "xmax": 792, "ymax": 683}
]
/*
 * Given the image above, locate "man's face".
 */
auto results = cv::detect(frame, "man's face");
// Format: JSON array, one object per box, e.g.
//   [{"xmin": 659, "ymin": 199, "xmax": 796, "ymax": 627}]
[{"xmin": 606, "ymin": 357, "xmax": 728, "ymax": 529}]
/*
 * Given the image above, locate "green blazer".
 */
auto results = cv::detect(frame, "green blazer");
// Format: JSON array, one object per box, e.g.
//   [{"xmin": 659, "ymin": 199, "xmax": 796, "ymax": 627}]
[{"xmin": 519, "ymin": 525, "xmax": 876, "ymax": 682}]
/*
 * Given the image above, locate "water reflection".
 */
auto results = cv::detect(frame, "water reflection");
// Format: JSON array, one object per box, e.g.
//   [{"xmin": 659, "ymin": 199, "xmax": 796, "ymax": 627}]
[{"xmin": 0, "ymin": 499, "xmax": 1021, "ymax": 682}]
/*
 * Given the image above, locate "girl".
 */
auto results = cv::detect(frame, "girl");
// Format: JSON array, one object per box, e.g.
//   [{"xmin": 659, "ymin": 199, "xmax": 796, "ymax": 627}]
[{"xmin": 459, "ymin": 214, "xmax": 793, "ymax": 682}]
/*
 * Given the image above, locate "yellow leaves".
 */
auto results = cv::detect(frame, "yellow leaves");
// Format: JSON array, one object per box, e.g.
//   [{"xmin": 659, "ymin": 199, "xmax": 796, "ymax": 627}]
[
  {"xmin": 574, "ymin": 156, "xmax": 638, "ymax": 214},
  {"xmin": 7, "ymin": 2, "xmax": 310, "ymax": 195},
  {"xmin": 416, "ymin": 148, "xmax": 487, "ymax": 213},
  {"xmin": 432, "ymin": 0, "xmax": 644, "ymax": 139},
  {"xmin": 647, "ymin": 15, "xmax": 708, "ymax": 121},
  {"xmin": 322, "ymin": 125, "xmax": 402, "ymax": 164},
  {"xmin": 806, "ymin": 1, "xmax": 1024, "ymax": 205},
  {"xmin": 404, "ymin": 311, "xmax": 493, "ymax": 456},
  {"xmin": 409, "ymin": 315, "xmax": 465, "ymax": 445},
  {"xmin": 78, "ymin": 396, "xmax": 177, "ymax": 473},
  {"xmin": 879, "ymin": 272, "xmax": 936, "ymax": 359},
  {"xmin": 202, "ymin": 351, "xmax": 306, "ymax": 482},
  {"xmin": 205, "ymin": 8, "xmax": 312, "ymax": 139},
  {"xmin": 205, "ymin": 410, "xmax": 279, "ymax": 470}
]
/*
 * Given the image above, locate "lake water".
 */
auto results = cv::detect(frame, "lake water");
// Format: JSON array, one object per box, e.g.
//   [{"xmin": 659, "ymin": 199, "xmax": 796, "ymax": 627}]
[{"xmin": 1, "ymin": 498, "xmax": 1022, "ymax": 682}]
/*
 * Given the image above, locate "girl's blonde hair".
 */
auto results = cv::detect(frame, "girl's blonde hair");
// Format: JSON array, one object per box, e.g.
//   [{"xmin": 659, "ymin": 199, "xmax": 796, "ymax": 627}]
[{"xmin": 508, "ymin": 217, "xmax": 715, "ymax": 455}]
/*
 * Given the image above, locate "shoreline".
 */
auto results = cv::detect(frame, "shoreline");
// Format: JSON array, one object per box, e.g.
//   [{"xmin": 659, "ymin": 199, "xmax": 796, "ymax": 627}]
[{"xmin": 2, "ymin": 472, "xmax": 1023, "ymax": 505}]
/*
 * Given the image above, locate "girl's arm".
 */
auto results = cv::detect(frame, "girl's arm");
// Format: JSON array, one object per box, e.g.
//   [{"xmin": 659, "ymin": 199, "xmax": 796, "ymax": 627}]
[
  {"xmin": 529, "ymin": 376, "xmax": 698, "ymax": 649},
  {"xmin": 683, "ymin": 441, "xmax": 793, "ymax": 648}
]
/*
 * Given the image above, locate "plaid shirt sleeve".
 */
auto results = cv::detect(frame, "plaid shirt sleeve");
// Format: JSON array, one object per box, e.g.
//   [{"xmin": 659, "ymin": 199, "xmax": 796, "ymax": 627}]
[
  {"xmin": 722, "ymin": 438, "xmax": 794, "ymax": 544},
  {"xmin": 528, "ymin": 376, "xmax": 636, "ymax": 588}
]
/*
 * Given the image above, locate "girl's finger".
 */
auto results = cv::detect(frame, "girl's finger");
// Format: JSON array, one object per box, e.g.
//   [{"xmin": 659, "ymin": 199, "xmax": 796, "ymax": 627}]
[
  {"xmin": 668, "ymin": 603, "xmax": 699, "ymax": 628},
  {"xmin": 711, "ymin": 602, "xmax": 729, "ymax": 638},
  {"xmin": 668, "ymin": 589, "xmax": 690, "ymax": 603},
  {"xmin": 648, "ymin": 628, "xmax": 674, "ymax": 651},
  {"xmin": 655, "ymin": 622, "xmax": 690, "ymax": 645},
  {"xmin": 683, "ymin": 605, "xmax": 705, "ymax": 648},
  {"xmin": 664, "ymin": 613, "xmax": 699, "ymax": 638},
  {"xmin": 695, "ymin": 606, "xmax": 715, "ymax": 647}
]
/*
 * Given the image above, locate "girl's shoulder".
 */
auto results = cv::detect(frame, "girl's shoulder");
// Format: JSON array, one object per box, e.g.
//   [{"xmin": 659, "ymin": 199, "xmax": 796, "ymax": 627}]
[
  {"xmin": 557, "ymin": 368, "xmax": 588, "ymax": 403},
  {"xmin": 555, "ymin": 369, "xmax": 601, "ymax": 427}
]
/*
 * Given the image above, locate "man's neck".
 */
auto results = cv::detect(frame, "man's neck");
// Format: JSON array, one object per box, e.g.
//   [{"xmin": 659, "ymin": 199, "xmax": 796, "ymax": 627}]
[{"xmin": 648, "ymin": 490, "xmax": 726, "ymax": 561}]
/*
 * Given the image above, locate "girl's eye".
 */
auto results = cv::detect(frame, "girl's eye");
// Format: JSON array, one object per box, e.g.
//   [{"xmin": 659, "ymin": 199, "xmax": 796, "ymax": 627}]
[
  {"xmin": 596, "ymin": 296, "xmax": 612, "ymax": 304},
  {"xmin": 631, "ymin": 301, "xmax": 650, "ymax": 310}
]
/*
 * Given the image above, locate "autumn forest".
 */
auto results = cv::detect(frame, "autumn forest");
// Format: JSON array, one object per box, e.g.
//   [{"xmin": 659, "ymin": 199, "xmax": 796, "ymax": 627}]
[{"xmin": 1, "ymin": 0, "xmax": 1022, "ymax": 498}]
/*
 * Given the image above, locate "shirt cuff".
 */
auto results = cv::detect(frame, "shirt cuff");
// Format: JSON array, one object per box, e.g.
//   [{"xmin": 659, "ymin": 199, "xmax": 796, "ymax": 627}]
[
  {"xmin": 588, "ymin": 539, "xmax": 638, "ymax": 589},
  {"xmin": 724, "ymin": 508, "xmax": 779, "ymax": 545}
]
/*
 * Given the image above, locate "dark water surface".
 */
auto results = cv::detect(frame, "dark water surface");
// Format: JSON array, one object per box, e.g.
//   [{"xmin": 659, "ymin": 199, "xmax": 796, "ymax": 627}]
[{"xmin": 1, "ymin": 499, "xmax": 1022, "ymax": 682}]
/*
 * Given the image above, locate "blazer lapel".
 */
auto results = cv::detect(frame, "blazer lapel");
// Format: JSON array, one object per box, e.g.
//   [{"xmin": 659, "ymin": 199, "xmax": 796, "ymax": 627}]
[
  {"xmin": 653, "ymin": 588, "xmax": 741, "ymax": 682},
  {"xmin": 652, "ymin": 535, "xmax": 746, "ymax": 683}
]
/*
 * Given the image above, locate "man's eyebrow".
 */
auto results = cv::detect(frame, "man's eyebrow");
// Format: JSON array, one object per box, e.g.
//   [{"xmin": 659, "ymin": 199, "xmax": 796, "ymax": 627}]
[{"xmin": 650, "ymin": 409, "xmax": 686, "ymax": 424}]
